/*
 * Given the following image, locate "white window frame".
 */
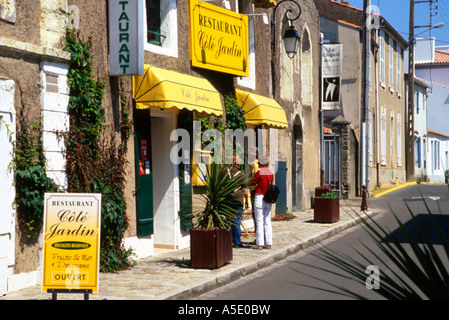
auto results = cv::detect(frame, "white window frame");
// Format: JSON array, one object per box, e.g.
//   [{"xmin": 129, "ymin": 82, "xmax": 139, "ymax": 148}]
[
  {"xmin": 237, "ymin": 0, "xmax": 256, "ymax": 90},
  {"xmin": 397, "ymin": 47, "xmax": 402, "ymax": 95},
  {"xmin": 380, "ymin": 30, "xmax": 385, "ymax": 86},
  {"xmin": 381, "ymin": 105, "xmax": 387, "ymax": 165},
  {"xmin": 143, "ymin": 0, "xmax": 178, "ymax": 58},
  {"xmin": 389, "ymin": 37, "xmax": 394, "ymax": 91}
]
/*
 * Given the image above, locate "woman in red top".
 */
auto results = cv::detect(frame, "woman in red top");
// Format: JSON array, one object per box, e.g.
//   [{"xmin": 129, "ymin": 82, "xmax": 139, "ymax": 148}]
[{"xmin": 252, "ymin": 156, "xmax": 274, "ymax": 249}]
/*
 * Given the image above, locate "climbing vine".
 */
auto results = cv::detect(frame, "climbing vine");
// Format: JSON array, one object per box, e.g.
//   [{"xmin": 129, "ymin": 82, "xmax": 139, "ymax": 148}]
[
  {"xmin": 12, "ymin": 114, "xmax": 59, "ymax": 239},
  {"xmin": 198, "ymin": 92, "xmax": 247, "ymax": 159},
  {"xmin": 65, "ymin": 30, "xmax": 135, "ymax": 272}
]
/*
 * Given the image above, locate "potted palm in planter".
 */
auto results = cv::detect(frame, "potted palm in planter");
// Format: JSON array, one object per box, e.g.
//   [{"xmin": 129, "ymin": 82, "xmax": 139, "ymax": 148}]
[
  {"xmin": 314, "ymin": 191, "xmax": 340, "ymax": 223},
  {"xmin": 190, "ymin": 162, "xmax": 247, "ymax": 269}
]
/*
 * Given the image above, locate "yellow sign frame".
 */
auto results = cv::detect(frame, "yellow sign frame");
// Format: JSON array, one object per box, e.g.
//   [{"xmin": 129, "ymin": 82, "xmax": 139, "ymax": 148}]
[
  {"xmin": 189, "ymin": 0, "xmax": 249, "ymax": 77},
  {"xmin": 41, "ymin": 193, "xmax": 102, "ymax": 294}
]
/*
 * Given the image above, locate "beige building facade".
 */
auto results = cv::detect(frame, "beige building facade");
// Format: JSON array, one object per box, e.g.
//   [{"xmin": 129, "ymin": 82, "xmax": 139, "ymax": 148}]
[
  {"xmin": 369, "ymin": 20, "xmax": 408, "ymax": 189},
  {"xmin": 0, "ymin": 0, "xmax": 71, "ymax": 294},
  {"xmin": 315, "ymin": 0, "xmax": 408, "ymax": 197}
]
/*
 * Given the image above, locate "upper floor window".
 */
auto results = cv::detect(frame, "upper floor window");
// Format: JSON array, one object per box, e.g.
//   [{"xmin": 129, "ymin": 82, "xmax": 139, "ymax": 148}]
[
  {"xmin": 237, "ymin": 0, "xmax": 256, "ymax": 89},
  {"xmin": 389, "ymin": 36, "xmax": 394, "ymax": 88},
  {"xmin": 146, "ymin": 0, "xmax": 163, "ymax": 45},
  {"xmin": 380, "ymin": 30, "xmax": 385, "ymax": 85},
  {"xmin": 144, "ymin": 0, "xmax": 178, "ymax": 58},
  {"xmin": 397, "ymin": 47, "xmax": 402, "ymax": 93}
]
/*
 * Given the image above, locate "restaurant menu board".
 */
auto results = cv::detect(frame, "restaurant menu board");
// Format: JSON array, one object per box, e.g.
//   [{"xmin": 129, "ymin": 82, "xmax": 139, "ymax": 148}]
[{"xmin": 41, "ymin": 193, "xmax": 102, "ymax": 293}]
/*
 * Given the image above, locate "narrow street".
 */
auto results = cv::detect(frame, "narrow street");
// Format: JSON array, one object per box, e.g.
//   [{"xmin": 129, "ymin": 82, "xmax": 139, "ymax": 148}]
[{"xmin": 196, "ymin": 184, "xmax": 449, "ymax": 300}]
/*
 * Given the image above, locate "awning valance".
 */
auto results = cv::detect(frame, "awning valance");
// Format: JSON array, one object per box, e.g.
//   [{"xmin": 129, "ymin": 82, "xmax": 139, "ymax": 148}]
[
  {"xmin": 133, "ymin": 65, "xmax": 223, "ymax": 117},
  {"xmin": 235, "ymin": 89, "xmax": 288, "ymax": 129}
]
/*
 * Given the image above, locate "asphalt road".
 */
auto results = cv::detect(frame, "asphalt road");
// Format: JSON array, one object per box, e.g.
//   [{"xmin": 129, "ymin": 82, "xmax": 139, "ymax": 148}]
[{"xmin": 196, "ymin": 184, "xmax": 449, "ymax": 300}]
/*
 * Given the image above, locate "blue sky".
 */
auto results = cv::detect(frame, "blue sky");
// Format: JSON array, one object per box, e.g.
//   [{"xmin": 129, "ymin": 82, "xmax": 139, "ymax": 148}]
[{"xmin": 347, "ymin": 0, "xmax": 449, "ymax": 47}]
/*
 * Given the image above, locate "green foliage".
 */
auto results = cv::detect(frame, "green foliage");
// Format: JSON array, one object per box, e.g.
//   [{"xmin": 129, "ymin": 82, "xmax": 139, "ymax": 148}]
[
  {"xmin": 195, "ymin": 163, "xmax": 247, "ymax": 230},
  {"xmin": 65, "ymin": 31, "xmax": 135, "ymax": 272},
  {"xmin": 65, "ymin": 31, "xmax": 105, "ymax": 153},
  {"xmin": 224, "ymin": 93, "xmax": 247, "ymax": 131},
  {"xmin": 197, "ymin": 93, "xmax": 247, "ymax": 156},
  {"xmin": 320, "ymin": 192, "xmax": 339, "ymax": 199},
  {"xmin": 12, "ymin": 117, "xmax": 59, "ymax": 239}
]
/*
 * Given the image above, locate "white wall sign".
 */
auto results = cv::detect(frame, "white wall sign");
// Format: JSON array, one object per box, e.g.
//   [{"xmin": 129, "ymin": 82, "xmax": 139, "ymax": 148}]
[
  {"xmin": 321, "ymin": 43, "xmax": 342, "ymax": 110},
  {"xmin": 108, "ymin": 0, "xmax": 144, "ymax": 76}
]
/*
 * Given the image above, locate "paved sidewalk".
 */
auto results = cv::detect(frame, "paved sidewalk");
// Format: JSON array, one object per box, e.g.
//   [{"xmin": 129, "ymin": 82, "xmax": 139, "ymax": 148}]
[{"xmin": 0, "ymin": 199, "xmax": 383, "ymax": 300}]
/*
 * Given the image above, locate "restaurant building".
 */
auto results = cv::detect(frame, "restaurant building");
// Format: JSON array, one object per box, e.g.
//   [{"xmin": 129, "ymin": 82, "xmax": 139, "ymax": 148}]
[
  {"xmin": 1, "ymin": 0, "xmax": 322, "ymax": 293},
  {"xmin": 0, "ymin": 0, "xmax": 71, "ymax": 294},
  {"xmin": 72, "ymin": 0, "xmax": 322, "ymax": 259}
]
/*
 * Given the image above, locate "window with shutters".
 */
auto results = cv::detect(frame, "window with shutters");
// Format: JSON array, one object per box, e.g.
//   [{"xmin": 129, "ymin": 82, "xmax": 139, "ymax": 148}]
[
  {"xmin": 380, "ymin": 31, "xmax": 385, "ymax": 85},
  {"xmin": 389, "ymin": 37, "xmax": 394, "ymax": 89},
  {"xmin": 397, "ymin": 47, "xmax": 402, "ymax": 94},
  {"xmin": 381, "ymin": 106, "xmax": 386, "ymax": 165}
]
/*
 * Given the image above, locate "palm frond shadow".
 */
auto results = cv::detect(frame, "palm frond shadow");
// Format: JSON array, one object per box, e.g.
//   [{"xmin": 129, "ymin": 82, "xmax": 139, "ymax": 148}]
[{"xmin": 295, "ymin": 196, "xmax": 449, "ymax": 300}]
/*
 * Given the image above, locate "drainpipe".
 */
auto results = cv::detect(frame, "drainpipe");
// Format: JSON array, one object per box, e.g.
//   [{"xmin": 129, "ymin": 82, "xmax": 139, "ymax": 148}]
[
  {"xmin": 361, "ymin": 0, "xmax": 371, "ymax": 195},
  {"xmin": 320, "ymin": 32, "xmax": 324, "ymax": 186},
  {"xmin": 375, "ymin": 29, "xmax": 380, "ymax": 187}
]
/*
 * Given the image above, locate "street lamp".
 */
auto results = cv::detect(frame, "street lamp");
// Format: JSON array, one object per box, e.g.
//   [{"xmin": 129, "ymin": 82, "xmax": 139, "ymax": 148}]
[
  {"xmin": 282, "ymin": 25, "xmax": 301, "ymax": 58},
  {"xmin": 414, "ymin": 22, "xmax": 444, "ymax": 38},
  {"xmin": 271, "ymin": 0, "xmax": 302, "ymax": 59}
]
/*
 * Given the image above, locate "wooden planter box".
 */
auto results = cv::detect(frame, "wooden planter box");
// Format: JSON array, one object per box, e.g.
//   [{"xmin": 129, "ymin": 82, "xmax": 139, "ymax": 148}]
[
  {"xmin": 314, "ymin": 197, "xmax": 340, "ymax": 223},
  {"xmin": 190, "ymin": 228, "xmax": 233, "ymax": 269}
]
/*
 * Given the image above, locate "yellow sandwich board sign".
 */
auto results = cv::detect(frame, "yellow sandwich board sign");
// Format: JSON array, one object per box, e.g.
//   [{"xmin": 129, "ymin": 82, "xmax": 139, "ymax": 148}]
[
  {"xmin": 41, "ymin": 193, "xmax": 102, "ymax": 294},
  {"xmin": 189, "ymin": 0, "xmax": 249, "ymax": 77}
]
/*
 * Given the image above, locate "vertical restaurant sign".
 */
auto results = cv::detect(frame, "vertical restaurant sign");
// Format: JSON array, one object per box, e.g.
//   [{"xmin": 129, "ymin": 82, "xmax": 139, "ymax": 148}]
[
  {"xmin": 42, "ymin": 193, "xmax": 102, "ymax": 293},
  {"xmin": 189, "ymin": 0, "xmax": 249, "ymax": 77},
  {"xmin": 321, "ymin": 44, "xmax": 342, "ymax": 110},
  {"xmin": 108, "ymin": 0, "xmax": 144, "ymax": 76}
]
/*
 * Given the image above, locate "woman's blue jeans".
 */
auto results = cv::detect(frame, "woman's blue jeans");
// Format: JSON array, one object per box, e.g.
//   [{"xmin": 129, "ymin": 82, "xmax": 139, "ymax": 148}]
[{"xmin": 232, "ymin": 206, "xmax": 243, "ymax": 245}]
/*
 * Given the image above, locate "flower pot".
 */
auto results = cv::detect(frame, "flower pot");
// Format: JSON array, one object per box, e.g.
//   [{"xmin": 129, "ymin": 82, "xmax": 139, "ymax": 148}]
[
  {"xmin": 313, "ymin": 197, "xmax": 340, "ymax": 223},
  {"xmin": 190, "ymin": 228, "xmax": 233, "ymax": 269}
]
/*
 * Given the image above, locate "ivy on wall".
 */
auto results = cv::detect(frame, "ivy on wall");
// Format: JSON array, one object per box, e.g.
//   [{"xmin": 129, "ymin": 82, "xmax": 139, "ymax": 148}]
[
  {"xmin": 65, "ymin": 30, "xmax": 135, "ymax": 272},
  {"xmin": 12, "ymin": 114, "xmax": 59, "ymax": 240},
  {"xmin": 198, "ymin": 93, "xmax": 247, "ymax": 155}
]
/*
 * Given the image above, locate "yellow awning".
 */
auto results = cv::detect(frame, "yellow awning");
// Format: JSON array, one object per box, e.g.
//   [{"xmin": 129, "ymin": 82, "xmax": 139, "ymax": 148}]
[
  {"xmin": 235, "ymin": 89, "xmax": 288, "ymax": 129},
  {"xmin": 133, "ymin": 65, "xmax": 223, "ymax": 117}
]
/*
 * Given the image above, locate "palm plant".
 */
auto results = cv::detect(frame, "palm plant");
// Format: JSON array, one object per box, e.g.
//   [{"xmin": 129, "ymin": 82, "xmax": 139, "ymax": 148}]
[
  {"xmin": 194, "ymin": 162, "xmax": 248, "ymax": 230},
  {"xmin": 301, "ymin": 197, "xmax": 449, "ymax": 299}
]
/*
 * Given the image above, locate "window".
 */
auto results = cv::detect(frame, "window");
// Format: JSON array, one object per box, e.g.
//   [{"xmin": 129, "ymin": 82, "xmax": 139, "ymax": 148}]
[
  {"xmin": 146, "ymin": 0, "xmax": 163, "ymax": 45},
  {"xmin": 380, "ymin": 31, "xmax": 385, "ymax": 84},
  {"xmin": 390, "ymin": 111, "xmax": 394, "ymax": 160},
  {"xmin": 397, "ymin": 47, "xmax": 402, "ymax": 93},
  {"xmin": 381, "ymin": 106, "xmax": 386, "ymax": 165},
  {"xmin": 432, "ymin": 140, "xmax": 440, "ymax": 170},
  {"xmin": 389, "ymin": 37, "xmax": 394, "ymax": 88},
  {"xmin": 237, "ymin": 0, "xmax": 255, "ymax": 89},
  {"xmin": 144, "ymin": 0, "xmax": 178, "ymax": 57},
  {"xmin": 417, "ymin": 136, "xmax": 421, "ymax": 168}
]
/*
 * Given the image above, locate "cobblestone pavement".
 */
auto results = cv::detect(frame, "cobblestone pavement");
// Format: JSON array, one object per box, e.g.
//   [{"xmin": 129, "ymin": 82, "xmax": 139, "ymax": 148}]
[{"xmin": 0, "ymin": 199, "xmax": 383, "ymax": 300}]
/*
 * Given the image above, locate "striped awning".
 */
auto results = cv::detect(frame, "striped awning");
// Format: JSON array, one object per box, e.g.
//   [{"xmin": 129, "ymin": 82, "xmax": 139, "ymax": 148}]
[
  {"xmin": 133, "ymin": 65, "xmax": 223, "ymax": 117},
  {"xmin": 235, "ymin": 89, "xmax": 288, "ymax": 129}
]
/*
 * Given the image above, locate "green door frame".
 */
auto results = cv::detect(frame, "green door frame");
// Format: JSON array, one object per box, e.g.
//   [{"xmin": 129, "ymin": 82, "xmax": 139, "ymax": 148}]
[{"xmin": 133, "ymin": 108, "xmax": 154, "ymax": 236}]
